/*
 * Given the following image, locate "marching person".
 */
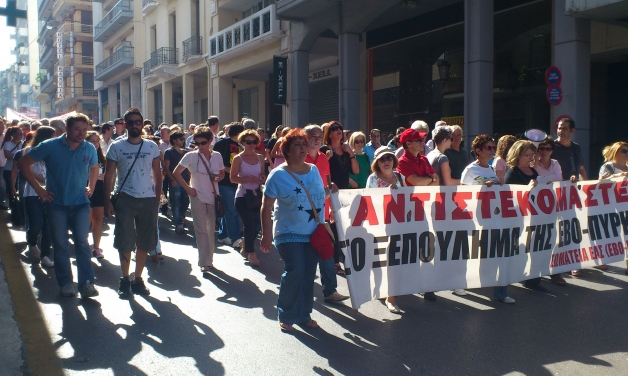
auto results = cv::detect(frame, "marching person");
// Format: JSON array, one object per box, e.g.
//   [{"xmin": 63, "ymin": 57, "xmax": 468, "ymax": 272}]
[
  {"xmin": 86, "ymin": 131, "xmax": 106, "ymax": 259},
  {"xmin": 104, "ymin": 107, "xmax": 162, "ymax": 298},
  {"xmin": 163, "ymin": 130, "xmax": 190, "ymax": 234},
  {"xmin": 173, "ymin": 126, "xmax": 225, "ymax": 272},
  {"xmin": 261, "ymin": 128, "xmax": 338, "ymax": 332},
  {"xmin": 230, "ymin": 129, "xmax": 265, "ymax": 266},
  {"xmin": 18, "ymin": 113, "xmax": 99, "ymax": 298}
]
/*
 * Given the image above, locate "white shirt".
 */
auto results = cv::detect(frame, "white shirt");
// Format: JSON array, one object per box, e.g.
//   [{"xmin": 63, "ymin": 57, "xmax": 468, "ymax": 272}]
[
  {"xmin": 177, "ymin": 150, "xmax": 225, "ymax": 205},
  {"xmin": 461, "ymin": 162, "xmax": 500, "ymax": 185},
  {"xmin": 106, "ymin": 138, "xmax": 161, "ymax": 198},
  {"xmin": 22, "ymin": 147, "xmax": 46, "ymax": 197},
  {"xmin": 100, "ymin": 136, "xmax": 114, "ymax": 155}
]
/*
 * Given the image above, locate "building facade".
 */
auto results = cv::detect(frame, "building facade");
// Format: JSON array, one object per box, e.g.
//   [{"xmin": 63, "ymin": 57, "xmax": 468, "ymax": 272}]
[{"xmin": 35, "ymin": 0, "xmax": 97, "ymax": 119}]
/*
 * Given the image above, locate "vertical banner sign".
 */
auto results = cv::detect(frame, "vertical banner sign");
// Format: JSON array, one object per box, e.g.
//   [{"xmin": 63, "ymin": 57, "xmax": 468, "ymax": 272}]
[
  {"xmin": 56, "ymin": 32, "xmax": 64, "ymax": 99},
  {"xmin": 272, "ymin": 55, "xmax": 287, "ymax": 105}
]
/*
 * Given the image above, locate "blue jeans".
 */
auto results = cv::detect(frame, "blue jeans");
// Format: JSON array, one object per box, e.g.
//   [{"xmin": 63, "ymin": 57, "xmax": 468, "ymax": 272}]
[
  {"xmin": 493, "ymin": 286, "xmax": 509, "ymax": 300},
  {"xmin": 169, "ymin": 183, "xmax": 189, "ymax": 226},
  {"xmin": 218, "ymin": 185, "xmax": 241, "ymax": 240},
  {"xmin": 46, "ymin": 203, "xmax": 93, "ymax": 289},
  {"xmin": 319, "ymin": 257, "xmax": 338, "ymax": 298},
  {"xmin": 276, "ymin": 242, "xmax": 319, "ymax": 325},
  {"xmin": 24, "ymin": 196, "xmax": 51, "ymax": 258}
]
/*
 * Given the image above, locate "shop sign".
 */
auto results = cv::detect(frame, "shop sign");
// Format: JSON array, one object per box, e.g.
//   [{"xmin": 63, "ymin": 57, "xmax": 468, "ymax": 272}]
[
  {"xmin": 546, "ymin": 85, "xmax": 562, "ymax": 106},
  {"xmin": 56, "ymin": 32, "xmax": 64, "ymax": 99},
  {"xmin": 272, "ymin": 55, "xmax": 287, "ymax": 105},
  {"xmin": 309, "ymin": 65, "xmax": 339, "ymax": 83}
]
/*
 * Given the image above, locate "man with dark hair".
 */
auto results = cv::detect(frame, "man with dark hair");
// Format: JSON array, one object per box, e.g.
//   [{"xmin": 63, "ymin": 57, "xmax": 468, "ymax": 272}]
[
  {"xmin": 206, "ymin": 116, "xmax": 219, "ymax": 146},
  {"xmin": 100, "ymin": 122, "xmax": 114, "ymax": 154},
  {"xmin": 18, "ymin": 112, "xmax": 99, "ymax": 299},
  {"xmin": 364, "ymin": 129, "xmax": 382, "ymax": 162},
  {"xmin": 104, "ymin": 107, "xmax": 161, "ymax": 298},
  {"xmin": 111, "ymin": 118, "xmax": 126, "ymax": 140},
  {"xmin": 213, "ymin": 122, "xmax": 244, "ymax": 246},
  {"xmin": 163, "ymin": 131, "xmax": 190, "ymax": 233},
  {"xmin": 185, "ymin": 124, "xmax": 196, "ymax": 147}
]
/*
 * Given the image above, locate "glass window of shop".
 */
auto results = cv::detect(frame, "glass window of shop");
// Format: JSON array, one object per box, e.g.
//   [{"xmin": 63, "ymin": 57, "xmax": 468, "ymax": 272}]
[{"xmin": 368, "ymin": 0, "xmax": 552, "ymax": 139}]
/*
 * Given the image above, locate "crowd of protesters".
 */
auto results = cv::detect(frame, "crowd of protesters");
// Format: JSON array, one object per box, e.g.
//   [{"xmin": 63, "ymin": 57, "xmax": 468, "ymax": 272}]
[{"xmin": 1, "ymin": 110, "xmax": 626, "ymax": 331}]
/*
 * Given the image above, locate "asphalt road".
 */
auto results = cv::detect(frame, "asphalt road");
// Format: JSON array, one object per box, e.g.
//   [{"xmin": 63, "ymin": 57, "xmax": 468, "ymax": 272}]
[{"xmin": 5, "ymin": 211, "xmax": 628, "ymax": 376}]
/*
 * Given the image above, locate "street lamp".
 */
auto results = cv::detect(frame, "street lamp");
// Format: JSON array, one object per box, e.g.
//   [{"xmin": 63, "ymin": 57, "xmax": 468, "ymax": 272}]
[{"xmin": 437, "ymin": 59, "xmax": 450, "ymax": 81}]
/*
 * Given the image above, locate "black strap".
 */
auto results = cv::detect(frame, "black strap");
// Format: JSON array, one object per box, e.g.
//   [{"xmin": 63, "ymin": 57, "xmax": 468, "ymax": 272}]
[{"xmin": 114, "ymin": 140, "xmax": 144, "ymax": 196}]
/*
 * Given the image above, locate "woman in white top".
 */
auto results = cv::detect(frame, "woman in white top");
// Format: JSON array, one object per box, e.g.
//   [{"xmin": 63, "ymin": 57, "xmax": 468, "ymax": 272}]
[
  {"xmin": 492, "ymin": 135, "xmax": 516, "ymax": 184},
  {"xmin": 366, "ymin": 146, "xmax": 405, "ymax": 313},
  {"xmin": 22, "ymin": 126, "xmax": 56, "ymax": 267},
  {"xmin": 461, "ymin": 135, "xmax": 515, "ymax": 304},
  {"xmin": 534, "ymin": 136, "xmax": 564, "ymax": 184},
  {"xmin": 173, "ymin": 126, "xmax": 225, "ymax": 272},
  {"xmin": 2, "ymin": 126, "xmax": 23, "ymax": 206},
  {"xmin": 230, "ymin": 129, "xmax": 265, "ymax": 266}
]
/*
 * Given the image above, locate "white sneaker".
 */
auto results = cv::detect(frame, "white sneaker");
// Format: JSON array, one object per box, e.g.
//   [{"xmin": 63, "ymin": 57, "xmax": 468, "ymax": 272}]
[
  {"xmin": 41, "ymin": 256, "xmax": 54, "ymax": 268},
  {"xmin": 452, "ymin": 289, "xmax": 467, "ymax": 296},
  {"xmin": 29, "ymin": 245, "xmax": 41, "ymax": 263},
  {"xmin": 80, "ymin": 281, "xmax": 99, "ymax": 299},
  {"xmin": 233, "ymin": 238, "xmax": 243, "ymax": 248},
  {"xmin": 218, "ymin": 237, "xmax": 233, "ymax": 245},
  {"xmin": 499, "ymin": 296, "xmax": 515, "ymax": 304}
]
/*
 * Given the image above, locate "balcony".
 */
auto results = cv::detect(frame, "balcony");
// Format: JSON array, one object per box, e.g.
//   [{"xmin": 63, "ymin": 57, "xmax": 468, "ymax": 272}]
[
  {"xmin": 566, "ymin": 0, "xmax": 628, "ymax": 22},
  {"xmin": 35, "ymin": 73, "xmax": 55, "ymax": 101},
  {"xmin": 182, "ymin": 36, "xmax": 203, "ymax": 62},
  {"xmin": 209, "ymin": 4, "xmax": 281, "ymax": 62},
  {"xmin": 57, "ymin": 21, "xmax": 94, "ymax": 41},
  {"xmin": 52, "ymin": 0, "xmax": 93, "ymax": 19},
  {"xmin": 142, "ymin": 0, "xmax": 158, "ymax": 15},
  {"xmin": 38, "ymin": 24, "xmax": 55, "ymax": 44},
  {"xmin": 55, "ymin": 86, "xmax": 97, "ymax": 106},
  {"xmin": 95, "ymin": 46, "xmax": 134, "ymax": 80},
  {"xmin": 143, "ymin": 47, "xmax": 178, "ymax": 80},
  {"xmin": 275, "ymin": 0, "xmax": 334, "ymax": 20},
  {"xmin": 94, "ymin": 1, "xmax": 133, "ymax": 42},
  {"xmin": 38, "ymin": 0, "xmax": 54, "ymax": 19}
]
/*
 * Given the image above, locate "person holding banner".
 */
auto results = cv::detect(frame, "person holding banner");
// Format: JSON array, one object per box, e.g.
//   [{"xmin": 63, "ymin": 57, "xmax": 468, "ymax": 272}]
[
  {"xmin": 462, "ymin": 135, "xmax": 515, "ymax": 304},
  {"xmin": 534, "ymin": 136, "xmax": 569, "ymax": 286},
  {"xmin": 348, "ymin": 132, "xmax": 370, "ymax": 189},
  {"xmin": 367, "ymin": 146, "xmax": 406, "ymax": 313},
  {"xmin": 261, "ymin": 128, "xmax": 339, "ymax": 332}
]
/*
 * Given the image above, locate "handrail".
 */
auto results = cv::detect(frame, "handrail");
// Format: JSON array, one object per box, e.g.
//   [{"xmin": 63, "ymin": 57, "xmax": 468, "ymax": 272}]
[
  {"xmin": 96, "ymin": 46, "xmax": 134, "ymax": 75},
  {"xmin": 94, "ymin": 0, "xmax": 132, "ymax": 35},
  {"xmin": 183, "ymin": 36, "xmax": 202, "ymax": 60},
  {"xmin": 150, "ymin": 47, "xmax": 178, "ymax": 68}
]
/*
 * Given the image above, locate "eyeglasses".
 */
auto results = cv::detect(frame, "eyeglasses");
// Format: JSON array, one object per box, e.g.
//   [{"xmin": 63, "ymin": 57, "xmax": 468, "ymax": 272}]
[
  {"xmin": 355, "ymin": 139, "xmax": 365, "ymax": 144},
  {"xmin": 378, "ymin": 155, "xmax": 395, "ymax": 162},
  {"xmin": 537, "ymin": 147, "xmax": 552, "ymax": 152},
  {"xmin": 408, "ymin": 139, "xmax": 425, "ymax": 144},
  {"xmin": 483, "ymin": 145, "xmax": 496, "ymax": 151},
  {"xmin": 330, "ymin": 125, "xmax": 342, "ymax": 132},
  {"xmin": 126, "ymin": 120, "xmax": 143, "ymax": 127},
  {"xmin": 621, "ymin": 149, "xmax": 628, "ymax": 154},
  {"xmin": 196, "ymin": 140, "xmax": 210, "ymax": 146},
  {"xmin": 244, "ymin": 139, "xmax": 259, "ymax": 145},
  {"xmin": 115, "ymin": 122, "xmax": 124, "ymax": 125}
]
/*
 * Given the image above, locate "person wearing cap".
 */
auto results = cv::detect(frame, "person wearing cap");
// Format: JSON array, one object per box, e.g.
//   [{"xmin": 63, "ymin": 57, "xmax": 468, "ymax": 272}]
[
  {"xmin": 396, "ymin": 128, "xmax": 439, "ymax": 301},
  {"xmin": 367, "ymin": 146, "xmax": 407, "ymax": 313},
  {"xmin": 111, "ymin": 118, "xmax": 126, "ymax": 140}
]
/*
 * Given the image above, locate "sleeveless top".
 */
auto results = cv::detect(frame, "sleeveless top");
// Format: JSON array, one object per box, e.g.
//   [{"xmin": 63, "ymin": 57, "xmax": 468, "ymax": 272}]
[{"xmin": 235, "ymin": 155, "xmax": 263, "ymax": 198}]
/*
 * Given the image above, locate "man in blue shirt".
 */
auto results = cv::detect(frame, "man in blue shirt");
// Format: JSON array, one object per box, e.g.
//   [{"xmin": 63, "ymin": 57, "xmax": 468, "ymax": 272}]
[
  {"xmin": 18, "ymin": 113, "xmax": 99, "ymax": 299},
  {"xmin": 363, "ymin": 129, "xmax": 382, "ymax": 162}
]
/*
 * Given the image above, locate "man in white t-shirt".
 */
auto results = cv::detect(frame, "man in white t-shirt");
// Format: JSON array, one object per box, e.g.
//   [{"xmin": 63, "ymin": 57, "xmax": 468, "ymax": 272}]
[{"xmin": 104, "ymin": 107, "xmax": 162, "ymax": 299}]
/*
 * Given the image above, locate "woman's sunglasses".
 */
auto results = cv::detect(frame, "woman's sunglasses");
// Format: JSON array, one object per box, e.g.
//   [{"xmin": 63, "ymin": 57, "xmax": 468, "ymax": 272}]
[
  {"xmin": 537, "ymin": 147, "xmax": 553, "ymax": 152},
  {"xmin": 244, "ymin": 139, "xmax": 259, "ymax": 145},
  {"xmin": 378, "ymin": 155, "xmax": 395, "ymax": 162},
  {"xmin": 330, "ymin": 125, "xmax": 342, "ymax": 132},
  {"xmin": 195, "ymin": 140, "xmax": 210, "ymax": 146}
]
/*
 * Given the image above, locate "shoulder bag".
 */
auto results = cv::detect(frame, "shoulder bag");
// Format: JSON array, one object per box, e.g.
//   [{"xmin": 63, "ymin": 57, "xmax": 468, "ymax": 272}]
[
  {"xmin": 199, "ymin": 151, "xmax": 225, "ymax": 218},
  {"xmin": 110, "ymin": 140, "xmax": 143, "ymax": 207},
  {"xmin": 284, "ymin": 168, "xmax": 335, "ymax": 260}
]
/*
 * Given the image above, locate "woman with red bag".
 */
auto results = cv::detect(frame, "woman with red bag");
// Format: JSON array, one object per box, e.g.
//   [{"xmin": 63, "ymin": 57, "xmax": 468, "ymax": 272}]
[{"xmin": 261, "ymin": 128, "xmax": 338, "ymax": 332}]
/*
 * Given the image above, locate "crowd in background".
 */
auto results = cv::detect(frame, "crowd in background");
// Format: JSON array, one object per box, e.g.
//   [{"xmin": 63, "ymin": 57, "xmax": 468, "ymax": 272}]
[{"xmin": 1, "ymin": 111, "xmax": 627, "ymax": 330}]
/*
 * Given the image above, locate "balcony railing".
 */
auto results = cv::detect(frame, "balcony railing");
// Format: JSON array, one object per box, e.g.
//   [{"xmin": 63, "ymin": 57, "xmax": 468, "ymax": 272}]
[
  {"xmin": 56, "ymin": 86, "xmax": 97, "ymax": 102},
  {"xmin": 142, "ymin": 0, "xmax": 158, "ymax": 15},
  {"xmin": 150, "ymin": 47, "xmax": 178, "ymax": 67},
  {"xmin": 143, "ymin": 59, "xmax": 151, "ymax": 77},
  {"xmin": 58, "ymin": 21, "xmax": 94, "ymax": 38},
  {"xmin": 95, "ymin": 46, "xmax": 134, "ymax": 80},
  {"xmin": 94, "ymin": 0, "xmax": 133, "ymax": 42},
  {"xmin": 209, "ymin": 4, "xmax": 281, "ymax": 61},
  {"xmin": 183, "ymin": 36, "xmax": 202, "ymax": 60}
]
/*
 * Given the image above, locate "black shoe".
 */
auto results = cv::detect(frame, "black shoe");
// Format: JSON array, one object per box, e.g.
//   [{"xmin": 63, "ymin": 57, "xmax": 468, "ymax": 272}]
[
  {"xmin": 131, "ymin": 277, "xmax": 150, "ymax": 296},
  {"xmin": 422, "ymin": 292, "xmax": 437, "ymax": 301},
  {"xmin": 525, "ymin": 283, "xmax": 548, "ymax": 292},
  {"xmin": 118, "ymin": 277, "xmax": 131, "ymax": 299}
]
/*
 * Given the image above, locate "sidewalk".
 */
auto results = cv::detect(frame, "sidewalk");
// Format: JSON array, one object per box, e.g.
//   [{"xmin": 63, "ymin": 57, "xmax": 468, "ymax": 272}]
[{"xmin": 0, "ymin": 214, "xmax": 62, "ymax": 376}]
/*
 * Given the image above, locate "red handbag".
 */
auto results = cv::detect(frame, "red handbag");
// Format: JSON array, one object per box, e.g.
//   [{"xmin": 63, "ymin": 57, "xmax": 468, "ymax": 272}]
[{"xmin": 285, "ymin": 169, "xmax": 335, "ymax": 260}]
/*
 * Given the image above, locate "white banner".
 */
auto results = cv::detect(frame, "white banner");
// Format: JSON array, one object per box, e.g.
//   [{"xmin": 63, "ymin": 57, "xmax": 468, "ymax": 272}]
[{"xmin": 331, "ymin": 178, "xmax": 628, "ymax": 309}]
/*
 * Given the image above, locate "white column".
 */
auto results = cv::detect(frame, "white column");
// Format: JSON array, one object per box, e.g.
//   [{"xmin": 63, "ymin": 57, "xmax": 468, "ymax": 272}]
[
  {"xmin": 212, "ymin": 76, "xmax": 233, "ymax": 124},
  {"xmin": 553, "ymin": 0, "xmax": 591, "ymax": 172},
  {"xmin": 464, "ymin": 0, "xmax": 494, "ymax": 150},
  {"xmin": 93, "ymin": 2, "xmax": 104, "ymax": 89},
  {"xmin": 163, "ymin": 81, "xmax": 173, "ymax": 124},
  {"xmin": 119, "ymin": 78, "xmax": 130, "ymax": 114},
  {"xmin": 339, "ymin": 33, "xmax": 360, "ymax": 130},
  {"xmin": 130, "ymin": 73, "xmax": 141, "ymax": 108},
  {"xmin": 145, "ymin": 87, "xmax": 155, "ymax": 122},
  {"xmin": 183, "ymin": 73, "xmax": 194, "ymax": 126},
  {"xmin": 289, "ymin": 50, "xmax": 309, "ymax": 128},
  {"xmin": 108, "ymin": 84, "xmax": 117, "ymax": 120}
]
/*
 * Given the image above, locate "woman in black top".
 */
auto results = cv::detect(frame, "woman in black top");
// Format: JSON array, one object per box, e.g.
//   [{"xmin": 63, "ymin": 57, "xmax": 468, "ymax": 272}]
[
  {"xmin": 319, "ymin": 121, "xmax": 358, "ymax": 274},
  {"xmin": 504, "ymin": 140, "xmax": 544, "ymax": 291}
]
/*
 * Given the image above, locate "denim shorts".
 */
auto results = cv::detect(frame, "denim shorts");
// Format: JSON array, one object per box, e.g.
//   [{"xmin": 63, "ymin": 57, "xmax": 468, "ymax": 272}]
[{"xmin": 113, "ymin": 193, "xmax": 158, "ymax": 253}]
